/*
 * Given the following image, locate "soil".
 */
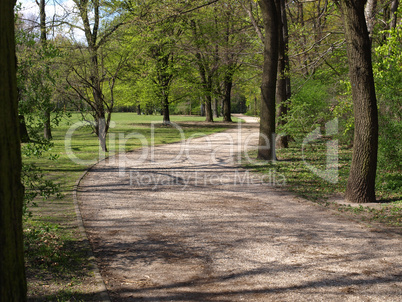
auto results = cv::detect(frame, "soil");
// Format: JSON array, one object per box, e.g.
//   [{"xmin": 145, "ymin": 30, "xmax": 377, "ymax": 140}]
[{"xmin": 77, "ymin": 115, "xmax": 402, "ymax": 301}]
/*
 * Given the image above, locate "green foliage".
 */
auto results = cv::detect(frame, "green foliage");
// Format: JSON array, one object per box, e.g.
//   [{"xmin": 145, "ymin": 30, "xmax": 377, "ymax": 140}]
[
  {"xmin": 24, "ymin": 223, "xmax": 67, "ymax": 269},
  {"xmin": 373, "ymin": 25, "xmax": 402, "ymax": 170},
  {"xmin": 331, "ymin": 80, "xmax": 354, "ymax": 145},
  {"xmin": 21, "ymin": 142, "xmax": 62, "ymax": 218},
  {"xmin": 278, "ymin": 79, "xmax": 332, "ymax": 141}
]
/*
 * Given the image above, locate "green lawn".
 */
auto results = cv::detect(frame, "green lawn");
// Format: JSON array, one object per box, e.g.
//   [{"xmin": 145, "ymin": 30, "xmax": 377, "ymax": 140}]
[{"xmin": 244, "ymin": 139, "xmax": 402, "ymax": 226}]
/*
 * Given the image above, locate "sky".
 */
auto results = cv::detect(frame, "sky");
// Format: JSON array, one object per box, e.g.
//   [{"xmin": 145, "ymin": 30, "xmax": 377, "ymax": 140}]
[{"xmin": 17, "ymin": 0, "xmax": 86, "ymax": 41}]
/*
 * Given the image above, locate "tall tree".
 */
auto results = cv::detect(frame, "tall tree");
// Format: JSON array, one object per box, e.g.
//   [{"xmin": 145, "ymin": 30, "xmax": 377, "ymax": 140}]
[
  {"xmin": 257, "ymin": 0, "xmax": 280, "ymax": 160},
  {"xmin": 37, "ymin": 0, "xmax": 52, "ymax": 140},
  {"xmin": 340, "ymin": 0, "xmax": 379, "ymax": 203},
  {"xmin": 0, "ymin": 0, "xmax": 27, "ymax": 300},
  {"xmin": 67, "ymin": 0, "xmax": 125, "ymax": 151},
  {"xmin": 190, "ymin": 18, "xmax": 218, "ymax": 122}
]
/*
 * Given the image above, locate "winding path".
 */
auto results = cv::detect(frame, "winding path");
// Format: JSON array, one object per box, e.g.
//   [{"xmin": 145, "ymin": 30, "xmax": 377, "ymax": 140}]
[{"xmin": 77, "ymin": 115, "xmax": 401, "ymax": 301}]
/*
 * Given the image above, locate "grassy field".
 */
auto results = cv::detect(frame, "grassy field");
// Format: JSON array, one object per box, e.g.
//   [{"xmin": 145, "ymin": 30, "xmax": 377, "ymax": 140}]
[
  {"xmin": 244, "ymin": 139, "xmax": 402, "ymax": 227},
  {"xmin": 24, "ymin": 113, "xmax": 238, "ymax": 301}
]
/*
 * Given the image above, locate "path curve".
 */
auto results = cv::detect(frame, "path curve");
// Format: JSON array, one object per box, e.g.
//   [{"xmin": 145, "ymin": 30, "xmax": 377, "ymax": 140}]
[{"xmin": 77, "ymin": 116, "xmax": 401, "ymax": 301}]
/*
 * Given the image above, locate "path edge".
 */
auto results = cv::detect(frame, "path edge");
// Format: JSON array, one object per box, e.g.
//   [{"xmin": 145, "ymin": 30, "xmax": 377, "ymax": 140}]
[{"xmin": 73, "ymin": 165, "xmax": 111, "ymax": 302}]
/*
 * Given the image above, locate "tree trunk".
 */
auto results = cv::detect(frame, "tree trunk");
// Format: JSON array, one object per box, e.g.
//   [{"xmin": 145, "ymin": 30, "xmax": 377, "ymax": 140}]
[
  {"xmin": 136, "ymin": 104, "xmax": 141, "ymax": 115},
  {"xmin": 19, "ymin": 115, "xmax": 30, "ymax": 143},
  {"xmin": 205, "ymin": 95, "xmax": 213, "ymax": 122},
  {"xmin": 364, "ymin": 0, "xmax": 377, "ymax": 41},
  {"xmin": 341, "ymin": 0, "xmax": 379, "ymax": 203},
  {"xmin": 0, "ymin": 0, "xmax": 27, "ymax": 299},
  {"xmin": 163, "ymin": 96, "xmax": 170, "ymax": 125},
  {"xmin": 44, "ymin": 109, "xmax": 52, "ymax": 140},
  {"xmin": 276, "ymin": 0, "xmax": 291, "ymax": 149},
  {"xmin": 222, "ymin": 67, "xmax": 234, "ymax": 122},
  {"xmin": 390, "ymin": 0, "xmax": 399, "ymax": 29},
  {"xmin": 39, "ymin": 0, "xmax": 52, "ymax": 140},
  {"xmin": 213, "ymin": 99, "xmax": 219, "ymax": 118},
  {"xmin": 258, "ymin": 0, "xmax": 280, "ymax": 160}
]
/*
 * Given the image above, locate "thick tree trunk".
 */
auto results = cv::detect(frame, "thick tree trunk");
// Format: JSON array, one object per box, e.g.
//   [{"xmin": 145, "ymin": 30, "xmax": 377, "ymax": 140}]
[
  {"xmin": 258, "ymin": 0, "xmax": 280, "ymax": 160},
  {"xmin": 0, "ymin": 1, "xmax": 27, "ymax": 300},
  {"xmin": 341, "ymin": 0, "xmax": 379, "ymax": 203},
  {"xmin": 276, "ymin": 0, "xmax": 291, "ymax": 149}
]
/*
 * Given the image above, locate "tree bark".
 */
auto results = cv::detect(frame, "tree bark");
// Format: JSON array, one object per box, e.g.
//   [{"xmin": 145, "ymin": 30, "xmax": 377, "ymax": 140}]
[
  {"xmin": 222, "ymin": 64, "xmax": 234, "ymax": 122},
  {"xmin": 0, "ymin": 0, "xmax": 27, "ymax": 300},
  {"xmin": 44, "ymin": 109, "xmax": 52, "ymax": 140},
  {"xmin": 364, "ymin": 0, "xmax": 377, "ymax": 41},
  {"xmin": 276, "ymin": 0, "xmax": 291, "ymax": 149},
  {"xmin": 258, "ymin": 0, "xmax": 280, "ymax": 160},
  {"xmin": 341, "ymin": 0, "xmax": 379, "ymax": 203},
  {"xmin": 390, "ymin": 0, "xmax": 399, "ymax": 29},
  {"xmin": 19, "ymin": 115, "xmax": 30, "ymax": 143},
  {"xmin": 205, "ymin": 94, "xmax": 214, "ymax": 122},
  {"xmin": 163, "ymin": 95, "xmax": 170, "ymax": 125}
]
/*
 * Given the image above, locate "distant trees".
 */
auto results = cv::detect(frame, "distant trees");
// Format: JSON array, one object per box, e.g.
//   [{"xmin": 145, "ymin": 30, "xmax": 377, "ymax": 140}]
[{"xmin": 0, "ymin": 0, "xmax": 27, "ymax": 300}]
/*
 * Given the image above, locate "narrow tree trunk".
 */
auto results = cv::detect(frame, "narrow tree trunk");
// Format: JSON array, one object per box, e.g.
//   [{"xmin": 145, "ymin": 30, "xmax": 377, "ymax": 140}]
[
  {"xmin": 205, "ymin": 95, "xmax": 213, "ymax": 122},
  {"xmin": 39, "ymin": 0, "xmax": 52, "ymax": 140},
  {"xmin": 276, "ymin": 0, "xmax": 291, "ymax": 149},
  {"xmin": 44, "ymin": 109, "xmax": 52, "ymax": 140},
  {"xmin": 0, "ymin": 1, "xmax": 27, "ymax": 299},
  {"xmin": 390, "ymin": 0, "xmax": 399, "ymax": 29},
  {"xmin": 163, "ymin": 96, "xmax": 170, "ymax": 125},
  {"xmin": 213, "ymin": 99, "xmax": 219, "ymax": 118},
  {"xmin": 258, "ymin": 0, "xmax": 280, "ymax": 160},
  {"xmin": 222, "ymin": 68, "xmax": 233, "ymax": 122},
  {"xmin": 341, "ymin": 0, "xmax": 379, "ymax": 203},
  {"xmin": 136, "ymin": 104, "xmax": 141, "ymax": 115}
]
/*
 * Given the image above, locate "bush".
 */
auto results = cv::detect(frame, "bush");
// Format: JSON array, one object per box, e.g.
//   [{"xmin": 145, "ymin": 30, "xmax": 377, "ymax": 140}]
[{"xmin": 278, "ymin": 79, "xmax": 332, "ymax": 142}]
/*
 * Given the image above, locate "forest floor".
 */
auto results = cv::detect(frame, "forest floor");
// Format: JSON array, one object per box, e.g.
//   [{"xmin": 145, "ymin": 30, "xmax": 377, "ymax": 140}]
[{"xmin": 77, "ymin": 114, "xmax": 402, "ymax": 301}]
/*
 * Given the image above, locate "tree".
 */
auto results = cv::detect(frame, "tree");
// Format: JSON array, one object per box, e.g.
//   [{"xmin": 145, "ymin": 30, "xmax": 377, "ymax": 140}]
[
  {"xmin": 257, "ymin": 0, "xmax": 280, "ymax": 160},
  {"xmin": 189, "ymin": 17, "xmax": 219, "ymax": 122},
  {"xmin": 38, "ymin": 0, "xmax": 53, "ymax": 140},
  {"xmin": 0, "ymin": 0, "xmax": 27, "ymax": 300},
  {"xmin": 66, "ymin": 0, "xmax": 125, "ymax": 151},
  {"xmin": 340, "ymin": 0, "xmax": 379, "ymax": 203}
]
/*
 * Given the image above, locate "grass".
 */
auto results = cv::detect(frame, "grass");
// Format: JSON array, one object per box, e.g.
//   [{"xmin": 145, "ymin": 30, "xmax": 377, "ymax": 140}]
[
  {"xmin": 243, "ymin": 138, "xmax": 402, "ymax": 227},
  {"xmin": 24, "ymin": 112, "xmax": 237, "ymax": 301}
]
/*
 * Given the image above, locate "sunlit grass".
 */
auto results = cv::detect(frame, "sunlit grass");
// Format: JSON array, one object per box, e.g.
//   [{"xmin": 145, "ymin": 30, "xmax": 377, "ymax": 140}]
[{"xmin": 244, "ymin": 139, "xmax": 402, "ymax": 226}]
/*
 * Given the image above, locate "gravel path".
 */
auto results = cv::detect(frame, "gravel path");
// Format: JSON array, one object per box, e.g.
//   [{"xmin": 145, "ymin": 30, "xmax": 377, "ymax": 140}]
[{"xmin": 78, "ymin": 115, "xmax": 402, "ymax": 301}]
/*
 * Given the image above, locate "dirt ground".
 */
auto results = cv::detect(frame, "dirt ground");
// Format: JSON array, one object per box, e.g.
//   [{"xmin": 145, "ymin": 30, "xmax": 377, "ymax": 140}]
[{"xmin": 77, "ymin": 115, "xmax": 402, "ymax": 301}]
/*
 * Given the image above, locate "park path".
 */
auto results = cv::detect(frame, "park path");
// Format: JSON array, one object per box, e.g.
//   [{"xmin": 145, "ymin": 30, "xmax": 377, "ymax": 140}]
[{"xmin": 77, "ymin": 115, "xmax": 401, "ymax": 301}]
